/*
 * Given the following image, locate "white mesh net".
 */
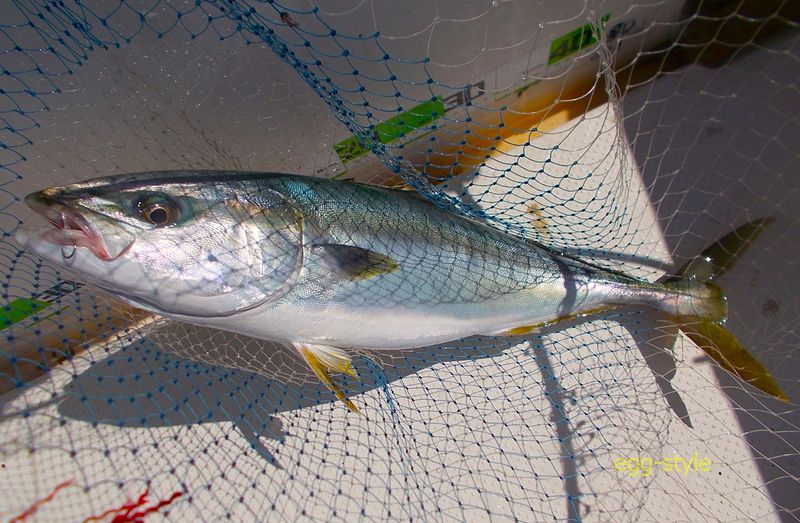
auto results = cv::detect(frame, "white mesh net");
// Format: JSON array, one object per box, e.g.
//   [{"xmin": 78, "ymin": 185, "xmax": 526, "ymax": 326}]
[{"xmin": 1, "ymin": 0, "xmax": 798, "ymax": 521}]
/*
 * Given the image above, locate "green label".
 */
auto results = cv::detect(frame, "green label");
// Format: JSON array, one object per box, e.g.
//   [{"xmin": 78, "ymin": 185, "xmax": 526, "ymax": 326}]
[
  {"xmin": 333, "ymin": 97, "xmax": 445, "ymax": 163},
  {"xmin": 548, "ymin": 14, "xmax": 610, "ymax": 65},
  {"xmin": 1, "ymin": 298, "xmax": 50, "ymax": 330},
  {"xmin": 0, "ymin": 280, "xmax": 83, "ymax": 331},
  {"xmin": 333, "ymin": 136, "xmax": 366, "ymax": 163}
]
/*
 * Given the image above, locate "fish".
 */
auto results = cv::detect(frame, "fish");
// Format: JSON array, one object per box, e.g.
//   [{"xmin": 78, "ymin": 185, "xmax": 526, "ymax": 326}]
[{"xmin": 14, "ymin": 170, "xmax": 788, "ymax": 410}]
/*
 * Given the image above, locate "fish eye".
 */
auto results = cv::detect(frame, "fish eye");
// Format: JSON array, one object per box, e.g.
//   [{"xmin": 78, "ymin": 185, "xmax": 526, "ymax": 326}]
[{"xmin": 138, "ymin": 196, "xmax": 179, "ymax": 227}]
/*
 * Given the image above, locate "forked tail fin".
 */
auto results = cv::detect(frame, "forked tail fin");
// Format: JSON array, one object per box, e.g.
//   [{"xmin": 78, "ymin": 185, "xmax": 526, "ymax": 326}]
[
  {"xmin": 661, "ymin": 217, "xmax": 775, "ymax": 283},
  {"xmin": 662, "ymin": 218, "xmax": 788, "ymax": 402}
]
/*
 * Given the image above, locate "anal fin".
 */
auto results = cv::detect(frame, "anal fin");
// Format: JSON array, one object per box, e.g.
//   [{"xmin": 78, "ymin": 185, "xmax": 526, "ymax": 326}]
[
  {"xmin": 293, "ymin": 342, "xmax": 360, "ymax": 412},
  {"xmin": 494, "ymin": 305, "xmax": 619, "ymax": 337}
]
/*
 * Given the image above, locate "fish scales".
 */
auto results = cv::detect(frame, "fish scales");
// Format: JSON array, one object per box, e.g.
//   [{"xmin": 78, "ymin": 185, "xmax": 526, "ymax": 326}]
[{"xmin": 15, "ymin": 170, "xmax": 787, "ymax": 408}]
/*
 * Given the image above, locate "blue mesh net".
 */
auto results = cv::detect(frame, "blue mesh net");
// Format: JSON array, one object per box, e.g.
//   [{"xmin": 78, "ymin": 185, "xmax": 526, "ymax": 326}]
[{"xmin": 1, "ymin": 0, "xmax": 799, "ymax": 521}]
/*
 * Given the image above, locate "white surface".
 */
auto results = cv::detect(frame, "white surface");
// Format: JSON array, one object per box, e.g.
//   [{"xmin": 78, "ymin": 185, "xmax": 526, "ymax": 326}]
[
  {"xmin": 0, "ymin": 313, "xmax": 781, "ymax": 522},
  {"xmin": 1, "ymin": 2, "xmax": 798, "ymax": 522},
  {"xmin": 0, "ymin": 102, "xmax": 788, "ymax": 522}
]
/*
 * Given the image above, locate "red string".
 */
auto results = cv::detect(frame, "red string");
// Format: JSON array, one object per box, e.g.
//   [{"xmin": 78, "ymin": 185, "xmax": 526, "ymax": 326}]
[
  {"xmin": 82, "ymin": 489, "xmax": 183, "ymax": 523},
  {"xmin": 111, "ymin": 491, "xmax": 182, "ymax": 523},
  {"xmin": 8, "ymin": 479, "xmax": 74, "ymax": 523}
]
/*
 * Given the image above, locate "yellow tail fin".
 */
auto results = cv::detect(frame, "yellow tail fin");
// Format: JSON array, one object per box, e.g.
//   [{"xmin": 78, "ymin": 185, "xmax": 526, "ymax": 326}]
[
  {"xmin": 677, "ymin": 317, "xmax": 788, "ymax": 401},
  {"xmin": 665, "ymin": 218, "xmax": 788, "ymax": 401}
]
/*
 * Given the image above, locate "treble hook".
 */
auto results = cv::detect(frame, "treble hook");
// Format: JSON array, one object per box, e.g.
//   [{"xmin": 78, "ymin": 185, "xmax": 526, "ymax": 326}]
[{"xmin": 62, "ymin": 245, "xmax": 76, "ymax": 259}]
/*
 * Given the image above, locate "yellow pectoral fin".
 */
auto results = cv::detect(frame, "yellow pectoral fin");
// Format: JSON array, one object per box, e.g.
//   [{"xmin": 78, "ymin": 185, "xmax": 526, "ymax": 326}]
[
  {"xmin": 294, "ymin": 342, "xmax": 361, "ymax": 412},
  {"xmin": 311, "ymin": 244, "xmax": 399, "ymax": 281}
]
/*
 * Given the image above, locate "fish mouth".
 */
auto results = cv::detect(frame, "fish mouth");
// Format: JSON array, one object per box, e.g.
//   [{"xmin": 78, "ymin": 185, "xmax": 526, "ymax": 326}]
[{"xmin": 24, "ymin": 191, "xmax": 134, "ymax": 261}]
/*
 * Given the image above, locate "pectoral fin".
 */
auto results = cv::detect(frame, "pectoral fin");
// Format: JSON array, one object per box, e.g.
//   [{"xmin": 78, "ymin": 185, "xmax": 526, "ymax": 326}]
[
  {"xmin": 293, "ymin": 342, "xmax": 360, "ymax": 412},
  {"xmin": 312, "ymin": 244, "xmax": 399, "ymax": 281}
]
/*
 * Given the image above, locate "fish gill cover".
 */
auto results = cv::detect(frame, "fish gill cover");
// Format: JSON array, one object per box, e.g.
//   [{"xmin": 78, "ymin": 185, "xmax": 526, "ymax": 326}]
[{"xmin": 0, "ymin": 0, "xmax": 798, "ymax": 522}]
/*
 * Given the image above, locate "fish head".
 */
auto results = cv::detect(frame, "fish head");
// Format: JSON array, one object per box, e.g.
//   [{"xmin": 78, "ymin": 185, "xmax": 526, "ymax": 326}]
[{"xmin": 15, "ymin": 173, "xmax": 304, "ymax": 317}]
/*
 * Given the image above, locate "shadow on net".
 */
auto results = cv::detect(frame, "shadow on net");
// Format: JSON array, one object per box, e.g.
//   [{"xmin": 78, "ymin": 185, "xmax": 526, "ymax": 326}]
[{"xmin": 54, "ymin": 306, "xmax": 689, "ymax": 469}]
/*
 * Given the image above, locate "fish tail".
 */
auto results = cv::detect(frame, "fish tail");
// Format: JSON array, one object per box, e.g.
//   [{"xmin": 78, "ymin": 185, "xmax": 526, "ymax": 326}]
[{"xmin": 658, "ymin": 217, "xmax": 787, "ymax": 401}]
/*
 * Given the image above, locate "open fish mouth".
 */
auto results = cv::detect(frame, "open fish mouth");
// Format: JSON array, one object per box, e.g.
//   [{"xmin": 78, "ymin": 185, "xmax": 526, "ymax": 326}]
[{"xmin": 24, "ymin": 191, "xmax": 134, "ymax": 261}]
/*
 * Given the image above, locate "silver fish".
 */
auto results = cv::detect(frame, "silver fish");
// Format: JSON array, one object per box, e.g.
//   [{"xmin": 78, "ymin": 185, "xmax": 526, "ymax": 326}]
[{"xmin": 14, "ymin": 170, "xmax": 786, "ymax": 409}]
